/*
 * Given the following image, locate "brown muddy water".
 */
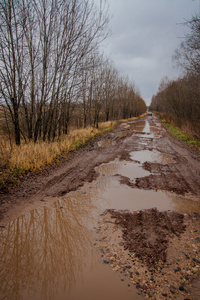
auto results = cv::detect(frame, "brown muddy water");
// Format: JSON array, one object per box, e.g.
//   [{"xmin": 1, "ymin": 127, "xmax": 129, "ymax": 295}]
[{"xmin": 0, "ymin": 120, "xmax": 200, "ymax": 300}]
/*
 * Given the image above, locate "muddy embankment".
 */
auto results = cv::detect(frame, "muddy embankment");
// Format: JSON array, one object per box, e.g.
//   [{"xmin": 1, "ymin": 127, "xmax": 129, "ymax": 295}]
[{"xmin": 0, "ymin": 115, "xmax": 200, "ymax": 300}]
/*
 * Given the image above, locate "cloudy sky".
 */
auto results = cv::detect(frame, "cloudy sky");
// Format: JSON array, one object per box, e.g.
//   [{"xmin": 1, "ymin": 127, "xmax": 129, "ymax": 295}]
[{"xmin": 100, "ymin": 0, "xmax": 200, "ymax": 105}]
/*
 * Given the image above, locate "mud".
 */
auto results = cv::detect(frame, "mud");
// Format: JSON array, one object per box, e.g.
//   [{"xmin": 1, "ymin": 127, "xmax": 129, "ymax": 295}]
[
  {"xmin": 1, "ymin": 115, "xmax": 200, "ymax": 223},
  {"xmin": 96, "ymin": 210, "xmax": 200, "ymax": 299},
  {"xmin": 0, "ymin": 115, "xmax": 200, "ymax": 300},
  {"xmin": 108, "ymin": 208, "xmax": 186, "ymax": 266}
]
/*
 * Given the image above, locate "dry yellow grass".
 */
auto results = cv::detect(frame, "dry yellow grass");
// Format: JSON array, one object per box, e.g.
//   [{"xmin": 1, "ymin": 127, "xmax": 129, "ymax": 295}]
[
  {"xmin": 0, "ymin": 122, "xmax": 117, "ymax": 174},
  {"xmin": 120, "ymin": 112, "xmax": 147, "ymax": 123}
]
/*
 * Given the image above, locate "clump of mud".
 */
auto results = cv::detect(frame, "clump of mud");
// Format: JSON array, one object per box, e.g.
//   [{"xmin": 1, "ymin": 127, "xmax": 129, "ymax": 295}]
[
  {"xmin": 96, "ymin": 209, "xmax": 200, "ymax": 299},
  {"xmin": 108, "ymin": 208, "xmax": 186, "ymax": 266}
]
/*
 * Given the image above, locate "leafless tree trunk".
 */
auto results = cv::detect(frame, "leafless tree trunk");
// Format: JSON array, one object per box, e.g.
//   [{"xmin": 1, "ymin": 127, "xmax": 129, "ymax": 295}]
[{"xmin": 0, "ymin": 0, "xmax": 110, "ymax": 144}]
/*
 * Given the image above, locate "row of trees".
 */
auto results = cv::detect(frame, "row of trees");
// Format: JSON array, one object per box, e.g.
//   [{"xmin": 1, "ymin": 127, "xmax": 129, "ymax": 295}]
[
  {"xmin": 150, "ymin": 75, "xmax": 200, "ymax": 137},
  {"xmin": 0, "ymin": 0, "xmax": 146, "ymax": 145},
  {"xmin": 150, "ymin": 13, "xmax": 200, "ymax": 138}
]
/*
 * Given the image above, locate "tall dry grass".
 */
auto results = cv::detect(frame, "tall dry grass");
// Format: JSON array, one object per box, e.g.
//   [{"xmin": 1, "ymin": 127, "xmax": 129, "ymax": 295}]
[
  {"xmin": 0, "ymin": 121, "xmax": 117, "ymax": 191},
  {"xmin": 1, "ymin": 126, "xmax": 104, "ymax": 172}
]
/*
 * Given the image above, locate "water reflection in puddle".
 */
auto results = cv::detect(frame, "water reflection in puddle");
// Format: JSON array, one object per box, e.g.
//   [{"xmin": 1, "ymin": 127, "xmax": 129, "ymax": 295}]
[
  {"xmin": 129, "ymin": 120, "xmax": 154, "ymax": 138},
  {"xmin": 96, "ymin": 177, "xmax": 175, "ymax": 211},
  {"xmin": 97, "ymin": 159, "xmax": 150, "ymax": 182},
  {"xmin": 2, "ymin": 155, "xmax": 199, "ymax": 300},
  {"xmin": 95, "ymin": 160, "xmax": 200, "ymax": 213},
  {"xmin": 129, "ymin": 120, "xmax": 146, "ymax": 132},
  {"xmin": 0, "ymin": 199, "xmax": 94, "ymax": 300},
  {"xmin": 0, "ymin": 188, "xmax": 142, "ymax": 300},
  {"xmin": 131, "ymin": 150, "xmax": 176, "ymax": 164}
]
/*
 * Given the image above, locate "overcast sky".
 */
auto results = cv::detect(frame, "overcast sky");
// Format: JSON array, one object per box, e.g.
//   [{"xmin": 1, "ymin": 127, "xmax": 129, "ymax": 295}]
[{"xmin": 100, "ymin": 0, "xmax": 200, "ymax": 105}]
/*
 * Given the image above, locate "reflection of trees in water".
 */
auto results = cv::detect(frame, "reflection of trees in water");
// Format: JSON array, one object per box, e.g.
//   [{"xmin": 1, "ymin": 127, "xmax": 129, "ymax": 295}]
[
  {"xmin": 0, "ymin": 193, "xmax": 97, "ymax": 300},
  {"xmin": 129, "ymin": 121, "xmax": 146, "ymax": 132},
  {"xmin": 96, "ymin": 160, "xmax": 123, "ymax": 177}
]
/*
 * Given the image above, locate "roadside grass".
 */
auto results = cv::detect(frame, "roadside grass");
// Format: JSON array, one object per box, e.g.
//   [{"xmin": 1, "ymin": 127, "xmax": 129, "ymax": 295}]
[
  {"xmin": 120, "ymin": 112, "xmax": 147, "ymax": 123},
  {"xmin": 0, "ymin": 121, "xmax": 117, "ymax": 193},
  {"xmin": 0, "ymin": 114, "xmax": 146, "ymax": 193},
  {"xmin": 158, "ymin": 117, "xmax": 200, "ymax": 152}
]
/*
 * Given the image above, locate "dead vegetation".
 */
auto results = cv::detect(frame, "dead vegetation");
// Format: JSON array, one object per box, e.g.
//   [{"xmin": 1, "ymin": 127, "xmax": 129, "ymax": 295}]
[{"xmin": 0, "ymin": 121, "xmax": 116, "ymax": 193}]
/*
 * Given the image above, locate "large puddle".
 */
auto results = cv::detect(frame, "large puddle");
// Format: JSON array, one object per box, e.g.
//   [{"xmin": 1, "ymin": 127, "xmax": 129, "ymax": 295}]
[
  {"xmin": 0, "ymin": 190, "xmax": 143, "ymax": 300},
  {"xmin": 0, "ymin": 120, "xmax": 200, "ymax": 300}
]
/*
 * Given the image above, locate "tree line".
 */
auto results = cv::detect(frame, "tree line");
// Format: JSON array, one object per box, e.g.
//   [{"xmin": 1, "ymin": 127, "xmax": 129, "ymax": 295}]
[
  {"xmin": 150, "ymin": 13, "xmax": 200, "ymax": 139},
  {"xmin": 0, "ymin": 0, "xmax": 146, "ymax": 146}
]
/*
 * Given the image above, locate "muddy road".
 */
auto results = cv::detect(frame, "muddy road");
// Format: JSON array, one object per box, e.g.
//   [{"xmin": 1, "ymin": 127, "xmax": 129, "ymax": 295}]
[{"xmin": 0, "ymin": 115, "xmax": 200, "ymax": 300}]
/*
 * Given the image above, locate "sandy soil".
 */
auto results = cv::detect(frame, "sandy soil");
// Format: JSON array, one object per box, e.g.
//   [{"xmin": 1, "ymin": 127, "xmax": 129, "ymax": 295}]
[{"xmin": 0, "ymin": 115, "xmax": 200, "ymax": 299}]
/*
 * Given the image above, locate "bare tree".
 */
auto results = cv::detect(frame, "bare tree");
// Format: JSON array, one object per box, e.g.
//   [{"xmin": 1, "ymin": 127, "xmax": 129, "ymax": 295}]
[
  {"xmin": 0, "ymin": 0, "xmax": 110, "ymax": 144},
  {"xmin": 0, "ymin": 0, "xmax": 26, "ymax": 145},
  {"xmin": 173, "ymin": 13, "xmax": 200, "ymax": 77}
]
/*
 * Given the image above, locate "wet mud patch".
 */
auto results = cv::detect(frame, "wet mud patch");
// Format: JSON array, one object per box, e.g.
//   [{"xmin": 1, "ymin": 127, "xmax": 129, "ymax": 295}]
[
  {"xmin": 118, "ymin": 151, "xmax": 134, "ymax": 162},
  {"xmin": 96, "ymin": 209, "xmax": 200, "ymax": 299},
  {"xmin": 107, "ymin": 208, "xmax": 185, "ymax": 266},
  {"xmin": 114, "ymin": 174, "xmax": 135, "ymax": 188},
  {"xmin": 135, "ymin": 173, "xmax": 191, "ymax": 195}
]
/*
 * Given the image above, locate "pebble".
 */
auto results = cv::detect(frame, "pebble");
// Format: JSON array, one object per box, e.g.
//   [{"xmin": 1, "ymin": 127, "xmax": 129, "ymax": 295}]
[{"xmin": 103, "ymin": 260, "xmax": 110, "ymax": 264}]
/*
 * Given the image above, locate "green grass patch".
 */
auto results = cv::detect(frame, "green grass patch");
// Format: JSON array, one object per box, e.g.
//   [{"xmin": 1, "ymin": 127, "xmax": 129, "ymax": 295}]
[{"xmin": 160, "ymin": 119, "xmax": 200, "ymax": 152}]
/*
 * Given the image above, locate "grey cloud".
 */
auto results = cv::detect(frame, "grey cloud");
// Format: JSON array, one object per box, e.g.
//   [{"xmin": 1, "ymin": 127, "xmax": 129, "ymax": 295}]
[{"xmin": 100, "ymin": 0, "xmax": 200, "ymax": 105}]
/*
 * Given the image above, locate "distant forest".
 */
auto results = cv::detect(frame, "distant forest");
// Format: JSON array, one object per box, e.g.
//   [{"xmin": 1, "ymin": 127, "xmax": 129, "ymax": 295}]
[
  {"xmin": 150, "ymin": 13, "xmax": 200, "ymax": 138},
  {"xmin": 0, "ymin": 0, "xmax": 146, "ymax": 146}
]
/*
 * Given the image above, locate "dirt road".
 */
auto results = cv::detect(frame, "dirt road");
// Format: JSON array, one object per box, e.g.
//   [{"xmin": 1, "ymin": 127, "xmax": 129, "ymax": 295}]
[
  {"xmin": 0, "ymin": 115, "xmax": 200, "ymax": 300},
  {"xmin": 1, "ymin": 115, "xmax": 200, "ymax": 222}
]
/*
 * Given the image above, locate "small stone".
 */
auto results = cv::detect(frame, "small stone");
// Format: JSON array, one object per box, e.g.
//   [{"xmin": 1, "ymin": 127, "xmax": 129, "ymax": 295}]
[
  {"xmin": 174, "ymin": 267, "xmax": 181, "ymax": 273},
  {"xmin": 193, "ymin": 258, "xmax": 200, "ymax": 264},
  {"xmin": 141, "ymin": 284, "xmax": 148, "ymax": 292},
  {"xmin": 125, "ymin": 265, "xmax": 131, "ymax": 269},
  {"xmin": 192, "ymin": 267, "xmax": 198, "ymax": 273},
  {"xmin": 179, "ymin": 286, "xmax": 185, "ymax": 291},
  {"xmin": 103, "ymin": 260, "xmax": 110, "ymax": 264},
  {"xmin": 136, "ymin": 271, "xmax": 140, "ymax": 275},
  {"xmin": 170, "ymin": 286, "xmax": 176, "ymax": 294},
  {"xmin": 136, "ymin": 284, "xmax": 141, "ymax": 289}
]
